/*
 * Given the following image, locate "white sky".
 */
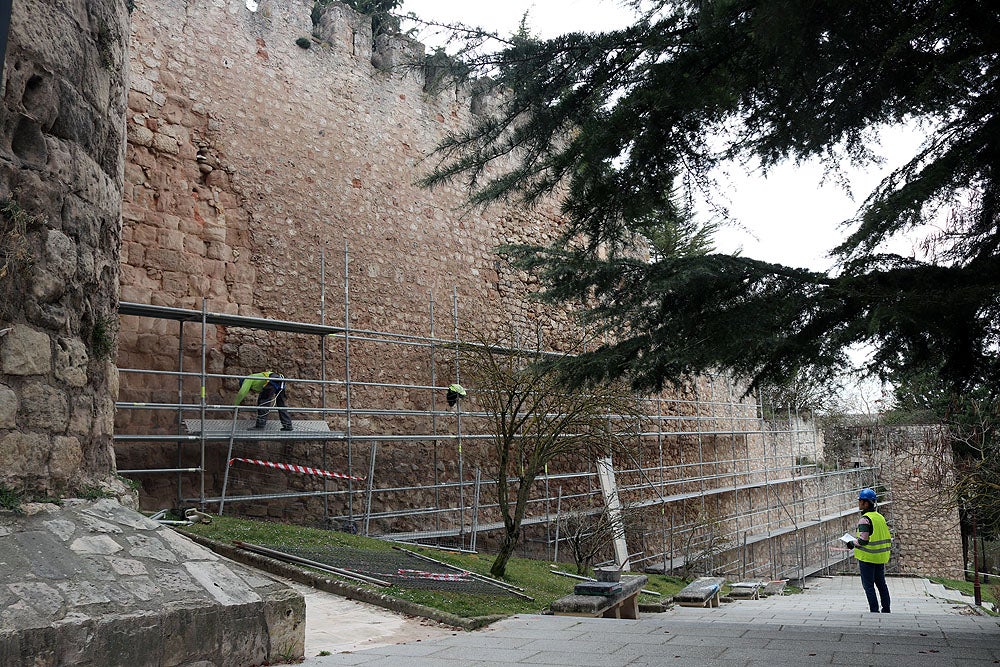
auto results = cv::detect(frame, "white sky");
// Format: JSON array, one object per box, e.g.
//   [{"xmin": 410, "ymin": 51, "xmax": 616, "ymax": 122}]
[
  {"xmin": 401, "ymin": 0, "xmax": 928, "ymax": 273},
  {"xmin": 401, "ymin": 0, "xmax": 934, "ymax": 403}
]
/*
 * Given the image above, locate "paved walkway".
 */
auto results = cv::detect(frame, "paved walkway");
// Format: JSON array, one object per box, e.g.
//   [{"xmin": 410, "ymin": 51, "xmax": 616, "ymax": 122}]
[{"xmin": 298, "ymin": 575, "xmax": 1000, "ymax": 666}]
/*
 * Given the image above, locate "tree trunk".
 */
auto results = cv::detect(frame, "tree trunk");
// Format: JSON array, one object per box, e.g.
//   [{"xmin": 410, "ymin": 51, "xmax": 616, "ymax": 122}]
[
  {"xmin": 490, "ymin": 529, "xmax": 519, "ymax": 578},
  {"xmin": 490, "ymin": 474, "xmax": 536, "ymax": 578}
]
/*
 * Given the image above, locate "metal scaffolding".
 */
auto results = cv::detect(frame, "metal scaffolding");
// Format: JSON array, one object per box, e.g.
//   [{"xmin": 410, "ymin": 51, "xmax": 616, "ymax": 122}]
[{"xmin": 114, "ymin": 251, "xmax": 886, "ymax": 583}]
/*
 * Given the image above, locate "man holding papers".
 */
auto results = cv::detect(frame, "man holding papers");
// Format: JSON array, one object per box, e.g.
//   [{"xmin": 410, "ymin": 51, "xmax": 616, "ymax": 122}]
[{"xmin": 842, "ymin": 488, "xmax": 892, "ymax": 613}]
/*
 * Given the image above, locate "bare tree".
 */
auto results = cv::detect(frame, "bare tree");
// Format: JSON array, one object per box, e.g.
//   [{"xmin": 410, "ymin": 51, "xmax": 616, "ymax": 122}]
[
  {"xmin": 460, "ymin": 333, "xmax": 638, "ymax": 578},
  {"xmin": 560, "ymin": 500, "xmax": 643, "ymax": 575},
  {"xmin": 677, "ymin": 509, "xmax": 727, "ymax": 578}
]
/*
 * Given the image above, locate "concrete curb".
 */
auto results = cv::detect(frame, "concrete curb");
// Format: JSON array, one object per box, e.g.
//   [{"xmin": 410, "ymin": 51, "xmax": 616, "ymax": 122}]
[{"xmin": 175, "ymin": 529, "xmax": 505, "ymax": 631}]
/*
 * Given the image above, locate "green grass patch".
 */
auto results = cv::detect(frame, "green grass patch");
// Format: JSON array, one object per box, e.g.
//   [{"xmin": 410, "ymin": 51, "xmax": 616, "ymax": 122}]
[
  {"xmin": 929, "ymin": 576, "xmax": 999, "ymax": 611},
  {"xmin": 0, "ymin": 485, "xmax": 24, "ymax": 513},
  {"xmin": 184, "ymin": 514, "xmax": 690, "ymax": 618}
]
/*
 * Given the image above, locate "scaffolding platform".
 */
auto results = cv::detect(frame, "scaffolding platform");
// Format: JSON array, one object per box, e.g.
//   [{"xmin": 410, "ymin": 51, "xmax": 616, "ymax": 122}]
[{"xmin": 183, "ymin": 419, "xmax": 341, "ymax": 439}]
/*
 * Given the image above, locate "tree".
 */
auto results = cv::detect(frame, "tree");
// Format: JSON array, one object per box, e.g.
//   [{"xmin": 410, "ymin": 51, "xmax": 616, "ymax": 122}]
[
  {"xmin": 560, "ymin": 499, "xmax": 644, "ymax": 575},
  {"xmin": 459, "ymin": 334, "xmax": 638, "ymax": 578},
  {"xmin": 422, "ymin": 1, "xmax": 1000, "ymax": 397}
]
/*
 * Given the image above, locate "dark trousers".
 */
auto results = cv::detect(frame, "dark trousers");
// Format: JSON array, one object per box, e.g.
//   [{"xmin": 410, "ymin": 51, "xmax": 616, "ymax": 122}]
[
  {"xmin": 257, "ymin": 385, "xmax": 292, "ymax": 428},
  {"xmin": 858, "ymin": 560, "xmax": 890, "ymax": 612}
]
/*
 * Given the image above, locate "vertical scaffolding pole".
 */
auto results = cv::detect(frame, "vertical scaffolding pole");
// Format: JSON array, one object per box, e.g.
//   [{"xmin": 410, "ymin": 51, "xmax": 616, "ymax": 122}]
[
  {"xmin": 698, "ymin": 378, "xmax": 708, "ymax": 508},
  {"xmin": 453, "ymin": 288, "xmax": 465, "ymax": 547},
  {"xmin": 199, "ymin": 298, "xmax": 208, "ymax": 509},
  {"xmin": 176, "ymin": 321, "xmax": 185, "ymax": 506},
  {"xmin": 321, "ymin": 248, "xmax": 329, "ymax": 520},
  {"xmin": 726, "ymin": 376, "xmax": 741, "ymax": 538},
  {"xmin": 657, "ymin": 398, "xmax": 664, "ymax": 495},
  {"xmin": 759, "ymin": 389, "xmax": 771, "ymax": 529},
  {"xmin": 429, "ymin": 293, "xmax": 440, "ymax": 533},
  {"xmin": 344, "ymin": 240, "xmax": 355, "ymax": 523}
]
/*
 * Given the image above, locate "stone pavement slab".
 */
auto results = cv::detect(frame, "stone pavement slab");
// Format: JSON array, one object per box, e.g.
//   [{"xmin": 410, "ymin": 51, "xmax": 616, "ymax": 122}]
[
  {"xmin": 299, "ymin": 575, "xmax": 1000, "ymax": 666},
  {"xmin": 0, "ymin": 500, "xmax": 305, "ymax": 666}
]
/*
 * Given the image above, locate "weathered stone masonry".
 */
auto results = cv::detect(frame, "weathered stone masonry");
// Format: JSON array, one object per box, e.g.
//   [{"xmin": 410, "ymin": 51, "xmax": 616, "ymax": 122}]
[
  {"xmin": 116, "ymin": 0, "xmax": 575, "ymax": 505},
  {"xmin": 0, "ymin": 0, "xmax": 131, "ymax": 499},
  {"xmin": 0, "ymin": 3, "xmax": 307, "ymax": 666}
]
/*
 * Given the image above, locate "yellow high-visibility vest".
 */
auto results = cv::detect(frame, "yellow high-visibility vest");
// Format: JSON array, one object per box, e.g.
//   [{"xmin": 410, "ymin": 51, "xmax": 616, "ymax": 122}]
[{"xmin": 854, "ymin": 510, "xmax": 891, "ymax": 564}]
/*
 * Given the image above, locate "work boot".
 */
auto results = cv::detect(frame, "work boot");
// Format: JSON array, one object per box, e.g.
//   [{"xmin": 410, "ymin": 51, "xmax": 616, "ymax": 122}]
[
  {"xmin": 251, "ymin": 422, "xmax": 266, "ymax": 429},
  {"xmin": 281, "ymin": 424, "xmax": 293, "ymax": 431}
]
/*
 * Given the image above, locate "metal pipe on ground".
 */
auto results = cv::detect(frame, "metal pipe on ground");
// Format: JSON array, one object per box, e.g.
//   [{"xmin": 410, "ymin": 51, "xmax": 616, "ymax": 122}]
[
  {"xmin": 392, "ymin": 545, "xmax": 534, "ymax": 601},
  {"xmin": 235, "ymin": 541, "xmax": 390, "ymax": 587}
]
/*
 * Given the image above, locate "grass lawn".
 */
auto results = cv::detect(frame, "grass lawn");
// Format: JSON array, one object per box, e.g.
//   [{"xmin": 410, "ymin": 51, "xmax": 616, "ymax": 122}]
[
  {"xmin": 929, "ymin": 575, "xmax": 1000, "ymax": 613},
  {"xmin": 183, "ymin": 514, "xmax": 690, "ymax": 618}
]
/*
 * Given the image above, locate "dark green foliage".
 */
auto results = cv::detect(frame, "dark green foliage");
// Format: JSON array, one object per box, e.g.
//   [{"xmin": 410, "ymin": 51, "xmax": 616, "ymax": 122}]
[
  {"xmin": 89, "ymin": 316, "xmax": 116, "ymax": 360},
  {"xmin": 423, "ymin": 0, "xmax": 1000, "ymax": 397},
  {"xmin": 0, "ymin": 485, "xmax": 24, "ymax": 514},
  {"xmin": 295, "ymin": 37, "xmax": 312, "ymax": 49}
]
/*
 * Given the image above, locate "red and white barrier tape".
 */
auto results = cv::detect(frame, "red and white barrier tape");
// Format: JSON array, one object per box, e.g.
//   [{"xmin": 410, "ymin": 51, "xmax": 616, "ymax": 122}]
[
  {"xmin": 228, "ymin": 457, "xmax": 365, "ymax": 481},
  {"xmin": 396, "ymin": 568, "xmax": 470, "ymax": 581}
]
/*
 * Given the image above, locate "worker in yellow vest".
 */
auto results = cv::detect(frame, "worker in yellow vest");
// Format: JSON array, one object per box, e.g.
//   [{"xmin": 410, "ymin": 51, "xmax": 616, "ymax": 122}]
[
  {"xmin": 235, "ymin": 371, "xmax": 293, "ymax": 431},
  {"xmin": 446, "ymin": 383, "xmax": 466, "ymax": 408},
  {"xmin": 845, "ymin": 488, "xmax": 891, "ymax": 613}
]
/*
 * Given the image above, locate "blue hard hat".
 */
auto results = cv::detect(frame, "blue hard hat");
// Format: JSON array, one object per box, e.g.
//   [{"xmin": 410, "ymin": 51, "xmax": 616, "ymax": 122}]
[{"xmin": 858, "ymin": 488, "xmax": 877, "ymax": 502}]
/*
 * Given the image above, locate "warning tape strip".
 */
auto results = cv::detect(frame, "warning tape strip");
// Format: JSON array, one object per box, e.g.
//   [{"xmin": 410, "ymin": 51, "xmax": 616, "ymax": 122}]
[
  {"xmin": 396, "ymin": 568, "xmax": 470, "ymax": 581},
  {"xmin": 229, "ymin": 457, "xmax": 365, "ymax": 481}
]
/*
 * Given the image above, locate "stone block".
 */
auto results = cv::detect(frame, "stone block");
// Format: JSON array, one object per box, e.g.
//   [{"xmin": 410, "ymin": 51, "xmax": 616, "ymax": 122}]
[
  {"xmin": 0, "ymin": 431, "xmax": 50, "ymax": 476},
  {"xmin": 54, "ymin": 337, "xmax": 89, "ymax": 388},
  {"xmin": 19, "ymin": 381, "xmax": 70, "ymax": 431},
  {"xmin": 1, "ymin": 325, "xmax": 52, "ymax": 375},
  {"xmin": 49, "ymin": 436, "xmax": 83, "ymax": 481},
  {"xmin": 0, "ymin": 383, "xmax": 17, "ymax": 427},
  {"xmin": 151, "ymin": 131, "xmax": 179, "ymax": 154}
]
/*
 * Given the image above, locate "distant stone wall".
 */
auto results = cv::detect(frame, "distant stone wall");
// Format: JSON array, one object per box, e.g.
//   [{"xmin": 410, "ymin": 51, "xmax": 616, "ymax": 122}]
[
  {"xmin": 0, "ymin": 0, "xmax": 132, "ymax": 500},
  {"xmin": 880, "ymin": 426, "xmax": 964, "ymax": 578},
  {"xmin": 824, "ymin": 421, "xmax": 965, "ymax": 579}
]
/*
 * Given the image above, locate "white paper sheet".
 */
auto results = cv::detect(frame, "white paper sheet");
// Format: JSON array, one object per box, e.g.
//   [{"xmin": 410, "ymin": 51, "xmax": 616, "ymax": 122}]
[{"xmin": 839, "ymin": 532, "xmax": 855, "ymax": 544}]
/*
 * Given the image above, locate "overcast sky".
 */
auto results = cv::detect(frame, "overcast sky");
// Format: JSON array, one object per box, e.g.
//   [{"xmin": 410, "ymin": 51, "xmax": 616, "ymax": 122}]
[{"xmin": 401, "ymin": 0, "xmax": 929, "ymax": 275}]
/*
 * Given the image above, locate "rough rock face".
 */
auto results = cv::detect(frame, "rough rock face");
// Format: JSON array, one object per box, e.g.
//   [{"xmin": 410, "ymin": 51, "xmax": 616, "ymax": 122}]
[
  {"xmin": 0, "ymin": 0, "xmax": 131, "ymax": 500},
  {"xmin": 1, "ymin": 3, "xmax": 307, "ymax": 665},
  {"xmin": 880, "ymin": 426, "xmax": 965, "ymax": 578}
]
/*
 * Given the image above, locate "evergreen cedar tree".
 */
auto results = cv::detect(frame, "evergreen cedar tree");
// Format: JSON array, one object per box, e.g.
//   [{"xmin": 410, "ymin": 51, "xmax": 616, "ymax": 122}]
[{"xmin": 421, "ymin": 0, "xmax": 1000, "ymax": 398}]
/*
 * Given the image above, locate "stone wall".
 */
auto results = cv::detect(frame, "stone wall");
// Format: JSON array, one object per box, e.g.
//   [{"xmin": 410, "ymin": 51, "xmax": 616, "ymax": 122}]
[
  {"xmin": 0, "ymin": 0, "xmax": 131, "ymax": 499},
  {"xmin": 113, "ymin": 0, "xmax": 961, "ymax": 581},
  {"xmin": 880, "ymin": 425, "xmax": 964, "ymax": 578},
  {"xmin": 115, "ymin": 0, "xmax": 577, "ymax": 492},
  {"xmin": 824, "ymin": 422, "xmax": 965, "ymax": 579}
]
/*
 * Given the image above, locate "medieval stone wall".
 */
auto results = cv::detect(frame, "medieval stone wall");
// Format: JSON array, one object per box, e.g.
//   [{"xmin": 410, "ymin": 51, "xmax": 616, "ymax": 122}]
[
  {"xmin": 111, "ymin": 0, "xmax": 962, "ymax": 580},
  {"xmin": 880, "ymin": 425, "xmax": 965, "ymax": 578},
  {"xmin": 115, "ymin": 0, "xmax": 578, "ymax": 491},
  {"xmin": 823, "ymin": 422, "xmax": 965, "ymax": 579},
  {"xmin": 0, "ymin": 0, "xmax": 132, "ymax": 500}
]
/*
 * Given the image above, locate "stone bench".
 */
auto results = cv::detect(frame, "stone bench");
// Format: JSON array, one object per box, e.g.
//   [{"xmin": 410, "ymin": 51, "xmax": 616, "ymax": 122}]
[
  {"xmin": 550, "ymin": 575, "xmax": 648, "ymax": 619},
  {"xmin": 727, "ymin": 581, "xmax": 764, "ymax": 600},
  {"xmin": 674, "ymin": 576, "xmax": 725, "ymax": 608}
]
